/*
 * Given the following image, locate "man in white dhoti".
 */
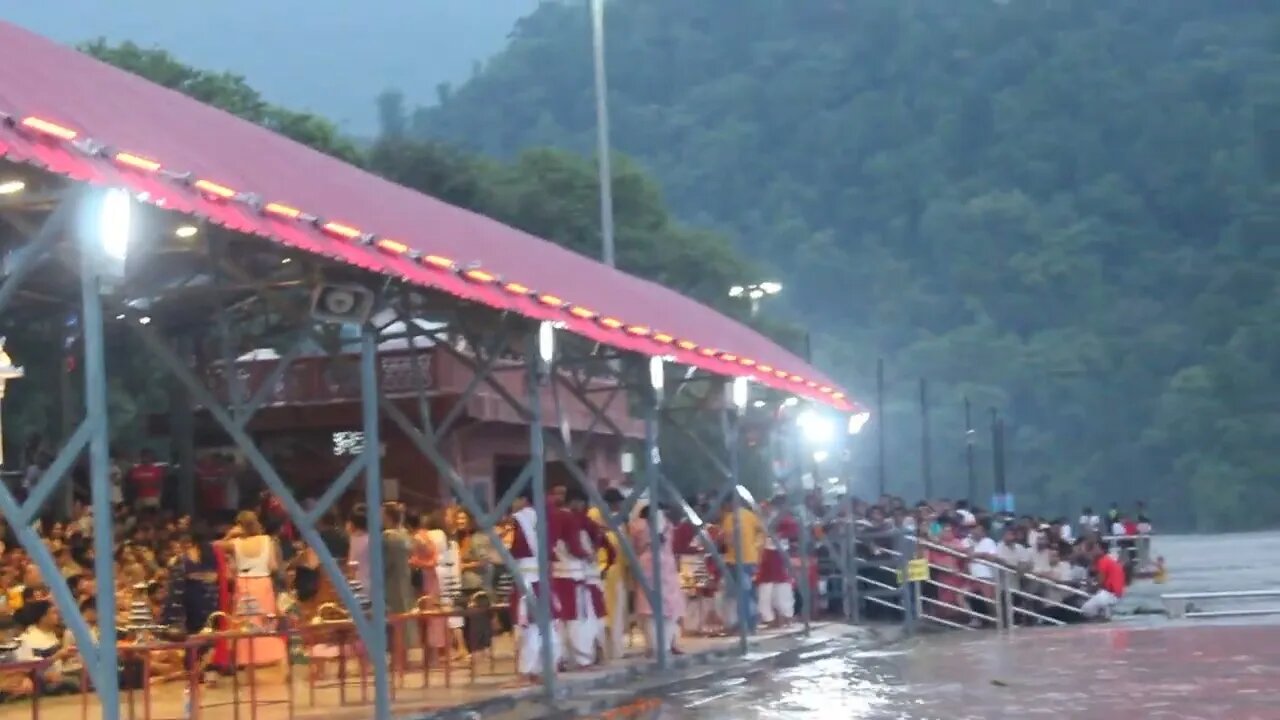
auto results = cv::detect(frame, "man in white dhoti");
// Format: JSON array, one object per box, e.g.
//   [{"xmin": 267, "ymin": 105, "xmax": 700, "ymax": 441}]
[{"xmin": 508, "ymin": 495, "xmax": 561, "ymax": 682}]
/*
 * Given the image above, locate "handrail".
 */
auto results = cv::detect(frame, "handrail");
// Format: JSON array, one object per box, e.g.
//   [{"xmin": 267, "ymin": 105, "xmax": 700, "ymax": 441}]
[
  {"xmin": 1161, "ymin": 589, "xmax": 1280, "ymax": 619},
  {"xmin": 915, "ymin": 536, "xmax": 1092, "ymax": 602}
]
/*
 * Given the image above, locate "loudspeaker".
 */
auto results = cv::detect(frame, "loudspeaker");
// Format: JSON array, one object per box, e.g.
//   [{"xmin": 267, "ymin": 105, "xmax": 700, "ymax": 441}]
[{"xmin": 310, "ymin": 283, "xmax": 375, "ymax": 325}]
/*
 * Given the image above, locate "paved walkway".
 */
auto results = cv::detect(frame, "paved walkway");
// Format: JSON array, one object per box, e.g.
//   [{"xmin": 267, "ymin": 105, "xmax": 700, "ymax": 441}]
[{"xmin": 0, "ymin": 624, "xmax": 860, "ymax": 719}]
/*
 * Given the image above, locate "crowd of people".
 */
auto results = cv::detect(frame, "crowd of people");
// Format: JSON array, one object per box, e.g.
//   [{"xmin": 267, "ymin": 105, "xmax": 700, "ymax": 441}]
[
  {"xmin": 848, "ymin": 497, "xmax": 1155, "ymax": 625},
  {"xmin": 0, "ymin": 448, "xmax": 1156, "ymax": 701}
]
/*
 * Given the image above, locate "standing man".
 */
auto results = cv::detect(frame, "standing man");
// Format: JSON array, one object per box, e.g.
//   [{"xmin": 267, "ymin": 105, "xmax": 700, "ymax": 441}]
[
  {"xmin": 128, "ymin": 449, "xmax": 165, "ymax": 512},
  {"xmin": 720, "ymin": 496, "xmax": 764, "ymax": 635},
  {"xmin": 551, "ymin": 487, "xmax": 593, "ymax": 668},
  {"xmin": 508, "ymin": 492, "xmax": 560, "ymax": 682},
  {"xmin": 588, "ymin": 488, "xmax": 630, "ymax": 660}
]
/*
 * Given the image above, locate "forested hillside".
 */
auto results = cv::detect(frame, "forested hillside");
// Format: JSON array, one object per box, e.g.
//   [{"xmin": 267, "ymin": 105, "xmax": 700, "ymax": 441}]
[{"xmin": 415, "ymin": 0, "xmax": 1280, "ymax": 530}]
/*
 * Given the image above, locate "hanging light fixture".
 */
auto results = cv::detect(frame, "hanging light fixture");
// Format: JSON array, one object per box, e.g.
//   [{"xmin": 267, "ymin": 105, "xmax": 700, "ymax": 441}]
[
  {"xmin": 0, "ymin": 338, "xmax": 25, "ymax": 467},
  {"xmin": 648, "ymin": 356, "xmax": 665, "ymax": 394},
  {"xmin": 100, "ymin": 188, "xmax": 133, "ymax": 262},
  {"xmin": 538, "ymin": 321, "xmax": 556, "ymax": 366},
  {"xmin": 731, "ymin": 376, "xmax": 750, "ymax": 411}
]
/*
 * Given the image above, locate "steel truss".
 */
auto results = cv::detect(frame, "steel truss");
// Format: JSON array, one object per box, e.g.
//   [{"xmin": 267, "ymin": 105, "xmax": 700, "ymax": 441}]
[{"xmin": 0, "ymin": 185, "xmax": 822, "ymax": 720}]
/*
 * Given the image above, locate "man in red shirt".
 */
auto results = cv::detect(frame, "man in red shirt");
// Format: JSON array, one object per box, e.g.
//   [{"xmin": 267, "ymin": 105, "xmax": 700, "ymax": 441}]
[
  {"xmin": 128, "ymin": 449, "xmax": 165, "ymax": 511},
  {"xmin": 1080, "ymin": 542, "xmax": 1125, "ymax": 619}
]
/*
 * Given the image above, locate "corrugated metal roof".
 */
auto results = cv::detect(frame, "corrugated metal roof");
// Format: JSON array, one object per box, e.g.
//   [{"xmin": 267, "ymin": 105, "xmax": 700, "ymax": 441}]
[{"xmin": 0, "ymin": 21, "xmax": 853, "ymax": 410}]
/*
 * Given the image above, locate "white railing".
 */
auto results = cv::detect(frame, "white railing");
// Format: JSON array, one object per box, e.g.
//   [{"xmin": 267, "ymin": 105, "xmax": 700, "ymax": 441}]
[
  {"xmin": 846, "ymin": 527, "xmax": 1098, "ymax": 632},
  {"xmin": 911, "ymin": 537, "xmax": 1094, "ymax": 631},
  {"xmin": 1161, "ymin": 590, "xmax": 1280, "ymax": 619}
]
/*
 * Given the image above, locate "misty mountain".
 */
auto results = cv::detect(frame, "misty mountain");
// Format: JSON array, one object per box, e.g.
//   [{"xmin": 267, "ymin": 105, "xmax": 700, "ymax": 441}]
[{"xmin": 1, "ymin": 0, "xmax": 538, "ymax": 133}]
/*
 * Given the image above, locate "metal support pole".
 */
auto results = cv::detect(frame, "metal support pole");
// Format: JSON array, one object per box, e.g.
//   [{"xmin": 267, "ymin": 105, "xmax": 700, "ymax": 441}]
[
  {"xmin": 644, "ymin": 392, "xmax": 668, "ymax": 668},
  {"xmin": 964, "ymin": 396, "xmax": 976, "ymax": 503},
  {"xmin": 528, "ymin": 336, "xmax": 557, "ymax": 698},
  {"xmin": 793, "ymin": 479, "xmax": 814, "ymax": 630},
  {"xmin": 920, "ymin": 378, "xmax": 932, "ymax": 500},
  {"xmin": 726, "ymin": 409, "xmax": 749, "ymax": 654},
  {"xmin": 79, "ymin": 195, "xmax": 121, "ymax": 718},
  {"xmin": 172, "ymin": 336, "xmax": 196, "ymax": 515},
  {"xmin": 876, "ymin": 357, "xmax": 886, "ymax": 497},
  {"xmin": 359, "ymin": 328, "xmax": 391, "ymax": 719},
  {"xmin": 589, "ymin": 0, "xmax": 616, "ymax": 267}
]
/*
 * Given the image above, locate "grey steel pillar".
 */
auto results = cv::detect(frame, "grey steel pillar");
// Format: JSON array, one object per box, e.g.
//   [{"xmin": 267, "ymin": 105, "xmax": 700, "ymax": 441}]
[
  {"xmin": 589, "ymin": 0, "xmax": 616, "ymax": 268},
  {"xmin": 528, "ymin": 334, "xmax": 557, "ymax": 697},
  {"xmin": 171, "ymin": 334, "xmax": 196, "ymax": 514},
  {"xmin": 644, "ymin": 381, "xmax": 667, "ymax": 668},
  {"xmin": 725, "ymin": 407, "xmax": 749, "ymax": 654},
  {"xmin": 794, "ymin": 433, "xmax": 813, "ymax": 634},
  {"xmin": 359, "ymin": 329, "xmax": 391, "ymax": 718},
  {"xmin": 79, "ymin": 196, "xmax": 121, "ymax": 718},
  {"xmin": 876, "ymin": 358, "xmax": 886, "ymax": 496}
]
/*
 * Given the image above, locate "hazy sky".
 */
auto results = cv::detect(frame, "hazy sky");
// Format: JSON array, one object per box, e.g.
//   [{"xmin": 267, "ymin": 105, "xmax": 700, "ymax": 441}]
[{"xmin": 2, "ymin": 0, "xmax": 539, "ymax": 133}]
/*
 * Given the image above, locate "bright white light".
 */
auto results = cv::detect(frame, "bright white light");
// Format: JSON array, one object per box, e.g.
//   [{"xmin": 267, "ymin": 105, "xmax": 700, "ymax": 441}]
[
  {"xmin": 100, "ymin": 188, "xmax": 133, "ymax": 262},
  {"xmin": 282, "ymin": 258, "xmax": 293, "ymax": 265},
  {"xmin": 139, "ymin": 316, "xmax": 152, "ymax": 325},
  {"xmin": 731, "ymin": 376, "xmax": 750, "ymax": 410},
  {"xmin": 728, "ymin": 285, "xmax": 745, "ymax": 298},
  {"xmin": 115, "ymin": 314, "xmax": 126, "ymax": 321},
  {"xmin": 759, "ymin": 281, "xmax": 783, "ymax": 295},
  {"xmin": 797, "ymin": 410, "xmax": 836, "ymax": 444},
  {"xmin": 648, "ymin": 356, "xmax": 664, "ymax": 393},
  {"xmin": 749, "ymin": 288, "xmax": 765, "ymax": 300},
  {"xmin": 847, "ymin": 411, "xmax": 871, "ymax": 435},
  {"xmin": 538, "ymin": 321, "xmax": 555, "ymax": 365},
  {"xmin": 0, "ymin": 180, "xmax": 25, "ymax": 195},
  {"xmin": 782, "ymin": 397, "xmax": 799, "ymax": 408},
  {"xmin": 827, "ymin": 476, "xmax": 841, "ymax": 485},
  {"xmin": 813, "ymin": 449, "xmax": 830, "ymax": 463},
  {"xmin": 175, "ymin": 225, "xmax": 198, "ymax": 239},
  {"xmin": 752, "ymin": 400, "xmax": 767, "ymax": 408}
]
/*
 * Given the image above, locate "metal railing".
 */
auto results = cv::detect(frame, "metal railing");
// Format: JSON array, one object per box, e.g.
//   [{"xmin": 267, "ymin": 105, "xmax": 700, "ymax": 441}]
[
  {"xmin": 845, "ymin": 524, "xmax": 1096, "ymax": 632},
  {"xmin": 1161, "ymin": 590, "xmax": 1280, "ymax": 620}
]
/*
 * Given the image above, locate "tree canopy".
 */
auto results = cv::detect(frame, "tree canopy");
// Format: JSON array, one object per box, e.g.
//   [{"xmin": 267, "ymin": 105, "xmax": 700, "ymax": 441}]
[{"xmin": 410, "ymin": 0, "xmax": 1280, "ymax": 530}]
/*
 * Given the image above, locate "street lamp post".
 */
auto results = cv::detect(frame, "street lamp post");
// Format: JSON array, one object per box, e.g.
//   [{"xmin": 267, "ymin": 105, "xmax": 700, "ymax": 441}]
[
  {"xmin": 0, "ymin": 338, "xmax": 25, "ymax": 468},
  {"xmin": 728, "ymin": 281, "xmax": 782, "ymax": 317},
  {"xmin": 588, "ymin": 0, "xmax": 616, "ymax": 268}
]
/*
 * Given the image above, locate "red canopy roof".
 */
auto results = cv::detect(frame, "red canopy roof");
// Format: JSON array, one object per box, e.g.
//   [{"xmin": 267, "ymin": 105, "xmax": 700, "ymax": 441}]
[{"xmin": 0, "ymin": 21, "xmax": 854, "ymax": 411}]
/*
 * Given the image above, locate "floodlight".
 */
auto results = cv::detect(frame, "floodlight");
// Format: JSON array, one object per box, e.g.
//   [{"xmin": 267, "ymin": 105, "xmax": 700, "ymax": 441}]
[
  {"xmin": 538, "ymin": 321, "xmax": 556, "ymax": 365},
  {"xmin": 797, "ymin": 410, "xmax": 836, "ymax": 445},
  {"xmin": 813, "ymin": 449, "xmax": 830, "ymax": 463},
  {"xmin": 731, "ymin": 376, "xmax": 750, "ymax": 410},
  {"xmin": 759, "ymin": 281, "xmax": 783, "ymax": 295},
  {"xmin": 175, "ymin": 225, "xmax": 199, "ymax": 239},
  {"xmin": 0, "ymin": 180, "xmax": 25, "ymax": 195},
  {"xmin": 100, "ymin": 188, "xmax": 133, "ymax": 262},
  {"xmin": 847, "ymin": 411, "xmax": 871, "ymax": 435},
  {"xmin": 648, "ymin": 355, "xmax": 664, "ymax": 393},
  {"xmin": 728, "ymin": 285, "xmax": 745, "ymax": 298}
]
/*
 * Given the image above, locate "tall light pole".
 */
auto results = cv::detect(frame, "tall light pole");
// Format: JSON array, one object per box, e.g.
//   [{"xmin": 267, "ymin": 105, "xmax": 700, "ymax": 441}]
[
  {"xmin": 729, "ymin": 281, "xmax": 783, "ymax": 317},
  {"xmin": 0, "ymin": 338, "xmax": 25, "ymax": 468},
  {"xmin": 589, "ymin": 0, "xmax": 616, "ymax": 268}
]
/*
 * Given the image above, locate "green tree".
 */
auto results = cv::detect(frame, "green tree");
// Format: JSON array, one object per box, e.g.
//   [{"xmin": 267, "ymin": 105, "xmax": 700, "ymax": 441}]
[{"xmin": 415, "ymin": 0, "xmax": 1280, "ymax": 530}]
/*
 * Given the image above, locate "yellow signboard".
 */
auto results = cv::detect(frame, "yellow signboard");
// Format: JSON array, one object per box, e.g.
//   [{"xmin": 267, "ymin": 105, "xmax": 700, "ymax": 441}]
[{"xmin": 906, "ymin": 558, "xmax": 930, "ymax": 583}]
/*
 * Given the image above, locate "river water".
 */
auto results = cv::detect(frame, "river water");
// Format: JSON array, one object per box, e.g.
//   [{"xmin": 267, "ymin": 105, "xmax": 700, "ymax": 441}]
[{"xmin": 623, "ymin": 532, "xmax": 1280, "ymax": 720}]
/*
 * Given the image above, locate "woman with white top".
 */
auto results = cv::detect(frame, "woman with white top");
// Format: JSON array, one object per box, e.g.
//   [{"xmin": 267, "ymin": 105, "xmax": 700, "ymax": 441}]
[
  {"xmin": 427, "ymin": 509, "xmax": 468, "ymax": 662},
  {"xmin": 220, "ymin": 511, "xmax": 286, "ymax": 667}
]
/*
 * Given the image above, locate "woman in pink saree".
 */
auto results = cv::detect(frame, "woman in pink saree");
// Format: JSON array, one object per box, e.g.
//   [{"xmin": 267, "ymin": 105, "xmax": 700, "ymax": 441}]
[
  {"xmin": 925, "ymin": 522, "xmax": 967, "ymax": 620},
  {"xmin": 629, "ymin": 503, "xmax": 684, "ymax": 657}
]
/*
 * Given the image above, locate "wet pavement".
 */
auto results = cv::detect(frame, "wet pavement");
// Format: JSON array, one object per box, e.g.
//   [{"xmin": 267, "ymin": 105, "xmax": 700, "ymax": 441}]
[{"xmin": 598, "ymin": 620, "xmax": 1280, "ymax": 720}]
